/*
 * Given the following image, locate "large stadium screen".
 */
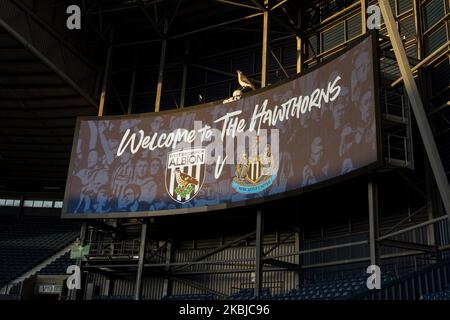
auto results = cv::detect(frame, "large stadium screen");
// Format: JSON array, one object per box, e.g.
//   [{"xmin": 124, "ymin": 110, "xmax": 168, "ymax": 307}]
[{"xmin": 62, "ymin": 34, "xmax": 381, "ymax": 218}]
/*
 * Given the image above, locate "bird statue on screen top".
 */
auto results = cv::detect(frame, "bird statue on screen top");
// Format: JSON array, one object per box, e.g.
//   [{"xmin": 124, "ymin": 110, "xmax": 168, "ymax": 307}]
[{"xmin": 236, "ymin": 69, "xmax": 255, "ymax": 91}]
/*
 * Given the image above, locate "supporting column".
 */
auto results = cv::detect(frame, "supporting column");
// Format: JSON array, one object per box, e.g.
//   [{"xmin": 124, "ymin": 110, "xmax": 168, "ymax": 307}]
[
  {"xmin": 155, "ymin": 20, "xmax": 169, "ymax": 112},
  {"xmin": 361, "ymin": 0, "xmax": 368, "ymax": 34},
  {"xmin": 134, "ymin": 220, "xmax": 148, "ymax": 300},
  {"xmin": 72, "ymin": 32, "xmax": 114, "ymax": 299},
  {"xmin": 98, "ymin": 31, "xmax": 114, "ymax": 117},
  {"xmin": 106, "ymin": 277, "xmax": 115, "ymax": 296},
  {"xmin": 16, "ymin": 195, "xmax": 24, "ymax": 220},
  {"xmin": 261, "ymin": 0, "xmax": 270, "ymax": 88},
  {"xmin": 420, "ymin": 67, "xmax": 440, "ymax": 252},
  {"xmin": 296, "ymin": 36, "xmax": 302, "ymax": 74},
  {"xmin": 413, "ymin": 0, "xmax": 424, "ymax": 60},
  {"xmin": 127, "ymin": 69, "xmax": 136, "ymax": 114},
  {"xmin": 368, "ymin": 181, "xmax": 380, "ymax": 266},
  {"xmin": 71, "ymin": 222, "xmax": 87, "ymax": 300},
  {"xmin": 425, "ymin": 159, "xmax": 441, "ymax": 248},
  {"xmin": 162, "ymin": 239, "xmax": 173, "ymax": 297},
  {"xmin": 378, "ymin": 0, "xmax": 450, "ymax": 219},
  {"xmin": 255, "ymin": 209, "xmax": 264, "ymax": 298},
  {"xmin": 180, "ymin": 40, "xmax": 189, "ymax": 108},
  {"xmin": 294, "ymin": 199, "xmax": 303, "ymax": 288}
]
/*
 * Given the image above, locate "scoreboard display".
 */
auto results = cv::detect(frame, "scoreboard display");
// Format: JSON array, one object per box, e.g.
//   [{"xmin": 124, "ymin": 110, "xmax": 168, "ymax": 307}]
[{"xmin": 62, "ymin": 34, "xmax": 381, "ymax": 218}]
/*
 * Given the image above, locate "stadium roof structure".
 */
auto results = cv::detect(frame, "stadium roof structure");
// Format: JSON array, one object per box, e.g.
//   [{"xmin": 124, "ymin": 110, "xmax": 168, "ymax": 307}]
[
  {"xmin": 0, "ymin": 39, "xmax": 97, "ymax": 193},
  {"xmin": 0, "ymin": 0, "xmax": 316, "ymax": 194},
  {"xmin": 0, "ymin": 0, "xmax": 449, "ymax": 211}
]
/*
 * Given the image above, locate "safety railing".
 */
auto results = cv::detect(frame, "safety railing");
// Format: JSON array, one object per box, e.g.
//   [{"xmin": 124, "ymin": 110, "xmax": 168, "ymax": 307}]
[
  {"xmin": 385, "ymin": 133, "xmax": 410, "ymax": 166},
  {"xmin": 86, "ymin": 239, "xmax": 167, "ymax": 263}
]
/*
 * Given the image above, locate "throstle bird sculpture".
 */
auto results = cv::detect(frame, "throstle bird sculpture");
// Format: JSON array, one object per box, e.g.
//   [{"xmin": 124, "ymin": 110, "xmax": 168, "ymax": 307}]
[{"xmin": 236, "ymin": 70, "xmax": 255, "ymax": 91}]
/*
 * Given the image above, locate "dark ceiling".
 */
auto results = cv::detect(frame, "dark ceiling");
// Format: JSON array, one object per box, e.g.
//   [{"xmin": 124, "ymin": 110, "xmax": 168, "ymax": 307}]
[{"xmin": 0, "ymin": 0, "xmax": 352, "ymax": 195}]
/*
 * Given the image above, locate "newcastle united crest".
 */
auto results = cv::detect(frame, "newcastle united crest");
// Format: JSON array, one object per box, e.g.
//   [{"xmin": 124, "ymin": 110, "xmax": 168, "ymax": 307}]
[
  {"xmin": 165, "ymin": 148, "xmax": 206, "ymax": 203},
  {"xmin": 232, "ymin": 142, "xmax": 277, "ymax": 194}
]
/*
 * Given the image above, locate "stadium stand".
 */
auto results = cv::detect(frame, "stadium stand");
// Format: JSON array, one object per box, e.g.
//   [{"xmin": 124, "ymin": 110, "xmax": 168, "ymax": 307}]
[
  {"xmin": 271, "ymin": 272, "xmax": 396, "ymax": 300},
  {"xmin": 94, "ymin": 295, "xmax": 135, "ymax": 301},
  {"xmin": 228, "ymin": 288, "xmax": 271, "ymax": 300},
  {"xmin": 421, "ymin": 285, "xmax": 450, "ymax": 300},
  {"xmin": 0, "ymin": 216, "xmax": 80, "ymax": 288},
  {"xmin": 0, "ymin": 216, "xmax": 18, "ymax": 233},
  {"xmin": 158, "ymin": 271, "xmax": 396, "ymax": 301},
  {"xmin": 38, "ymin": 252, "xmax": 76, "ymax": 275},
  {"xmin": 0, "ymin": 294, "xmax": 20, "ymax": 300},
  {"xmin": 356, "ymin": 256, "xmax": 450, "ymax": 300},
  {"xmin": 162, "ymin": 294, "xmax": 217, "ymax": 300},
  {"xmin": 0, "ymin": 0, "xmax": 449, "ymax": 303}
]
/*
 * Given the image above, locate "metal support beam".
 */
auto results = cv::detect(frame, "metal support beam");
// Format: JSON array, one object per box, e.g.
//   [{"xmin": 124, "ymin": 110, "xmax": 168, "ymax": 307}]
[
  {"xmin": 16, "ymin": 195, "xmax": 24, "ymax": 220},
  {"xmin": 378, "ymin": 215, "xmax": 447, "ymax": 242},
  {"xmin": 170, "ymin": 12, "xmax": 264, "ymax": 40},
  {"xmin": 180, "ymin": 41, "xmax": 189, "ymax": 108},
  {"xmin": 172, "ymin": 230, "xmax": 257, "ymax": 272},
  {"xmin": 368, "ymin": 181, "xmax": 379, "ymax": 266},
  {"xmin": 261, "ymin": 0, "xmax": 270, "ymax": 88},
  {"xmin": 255, "ymin": 209, "xmax": 264, "ymax": 298},
  {"xmin": 155, "ymin": 20, "xmax": 168, "ymax": 112},
  {"xmin": 0, "ymin": 20, "xmax": 98, "ymax": 110},
  {"xmin": 270, "ymin": 49, "xmax": 289, "ymax": 78},
  {"xmin": 70, "ymin": 223, "xmax": 87, "ymax": 300},
  {"xmin": 294, "ymin": 199, "xmax": 303, "ymax": 287},
  {"xmin": 378, "ymin": 0, "xmax": 450, "ymax": 219},
  {"xmin": 263, "ymin": 258, "xmax": 298, "ymax": 270},
  {"xmin": 98, "ymin": 31, "xmax": 114, "ymax": 117},
  {"xmin": 168, "ymin": 275, "xmax": 227, "ymax": 298},
  {"xmin": 128, "ymin": 69, "xmax": 136, "ymax": 114},
  {"xmin": 425, "ymin": 149, "xmax": 442, "ymax": 248},
  {"xmin": 361, "ymin": 0, "xmax": 368, "ymax": 34},
  {"xmin": 215, "ymin": 0, "xmax": 262, "ymax": 11},
  {"xmin": 72, "ymin": 36, "xmax": 113, "ymax": 298},
  {"xmin": 134, "ymin": 220, "xmax": 148, "ymax": 300},
  {"xmin": 380, "ymin": 239, "xmax": 436, "ymax": 253},
  {"xmin": 136, "ymin": 0, "xmax": 163, "ymax": 38},
  {"xmin": 271, "ymin": 0, "xmax": 289, "ymax": 11},
  {"xmin": 296, "ymin": 36, "xmax": 302, "ymax": 73},
  {"xmin": 391, "ymin": 41, "xmax": 450, "ymax": 87},
  {"xmin": 413, "ymin": 0, "xmax": 424, "ymax": 61},
  {"xmin": 162, "ymin": 240, "xmax": 173, "ymax": 297}
]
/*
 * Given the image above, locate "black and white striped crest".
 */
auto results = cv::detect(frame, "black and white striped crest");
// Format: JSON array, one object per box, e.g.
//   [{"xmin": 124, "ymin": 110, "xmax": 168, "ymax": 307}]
[
  {"xmin": 247, "ymin": 159, "xmax": 262, "ymax": 183},
  {"xmin": 165, "ymin": 148, "xmax": 206, "ymax": 204}
]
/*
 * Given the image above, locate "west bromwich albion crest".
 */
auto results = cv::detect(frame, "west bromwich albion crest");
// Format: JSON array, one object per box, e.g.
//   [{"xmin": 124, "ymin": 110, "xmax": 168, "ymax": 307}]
[{"xmin": 165, "ymin": 148, "xmax": 206, "ymax": 204}]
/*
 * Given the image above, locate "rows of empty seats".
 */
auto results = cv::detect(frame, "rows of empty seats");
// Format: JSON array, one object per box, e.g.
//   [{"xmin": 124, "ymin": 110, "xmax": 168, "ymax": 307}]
[
  {"xmin": 94, "ymin": 295, "xmax": 135, "ymax": 300},
  {"xmin": 224, "ymin": 272, "xmax": 396, "ymax": 300},
  {"xmin": 85, "ymin": 273, "xmax": 398, "ymax": 301},
  {"xmin": 271, "ymin": 280, "xmax": 362, "ymax": 300},
  {"xmin": 38, "ymin": 252, "xmax": 76, "ymax": 275},
  {"xmin": 163, "ymin": 293, "xmax": 216, "ymax": 300},
  {"xmin": 66, "ymin": 271, "xmax": 397, "ymax": 301},
  {"xmin": 270, "ymin": 273, "xmax": 396, "ymax": 300},
  {"xmin": 0, "ymin": 216, "xmax": 80, "ymax": 287},
  {"xmin": 229, "ymin": 288, "xmax": 271, "ymax": 300},
  {"xmin": 421, "ymin": 285, "xmax": 450, "ymax": 300},
  {"xmin": 0, "ymin": 216, "xmax": 17, "ymax": 233},
  {"xmin": 0, "ymin": 294, "xmax": 20, "ymax": 300}
]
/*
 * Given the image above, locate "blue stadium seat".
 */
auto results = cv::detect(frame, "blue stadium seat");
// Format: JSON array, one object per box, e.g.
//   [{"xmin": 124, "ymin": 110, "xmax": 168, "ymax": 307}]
[{"xmin": 0, "ymin": 216, "xmax": 80, "ymax": 287}]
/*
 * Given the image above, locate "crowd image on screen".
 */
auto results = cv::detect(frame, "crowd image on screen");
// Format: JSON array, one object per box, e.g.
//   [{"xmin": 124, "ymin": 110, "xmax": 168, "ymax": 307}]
[
  {"xmin": 72, "ymin": 119, "xmax": 165, "ymax": 213},
  {"xmin": 67, "ymin": 37, "xmax": 378, "ymax": 214}
]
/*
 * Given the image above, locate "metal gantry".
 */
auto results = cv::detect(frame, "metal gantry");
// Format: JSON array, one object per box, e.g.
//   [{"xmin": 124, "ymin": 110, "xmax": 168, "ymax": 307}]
[{"xmin": 5, "ymin": 0, "xmax": 447, "ymax": 300}]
